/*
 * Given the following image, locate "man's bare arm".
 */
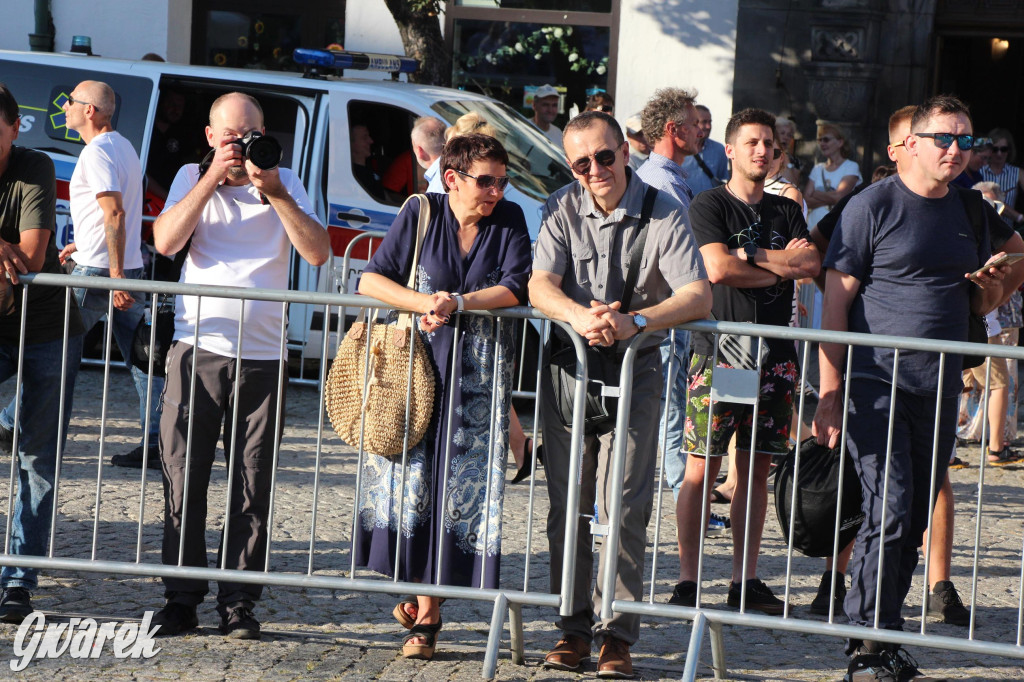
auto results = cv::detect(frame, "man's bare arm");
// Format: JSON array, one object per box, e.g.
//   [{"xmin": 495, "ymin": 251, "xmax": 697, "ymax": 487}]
[
  {"xmin": 96, "ymin": 191, "xmax": 134, "ymax": 309},
  {"xmin": 812, "ymin": 269, "xmax": 860, "ymax": 448},
  {"xmin": 701, "ymin": 240, "xmax": 820, "ymax": 288}
]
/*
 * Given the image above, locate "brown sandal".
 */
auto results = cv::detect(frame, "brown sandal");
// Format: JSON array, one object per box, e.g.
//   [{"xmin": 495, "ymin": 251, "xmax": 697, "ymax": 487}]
[
  {"xmin": 392, "ymin": 595, "xmax": 418, "ymax": 629},
  {"xmin": 402, "ymin": 618, "xmax": 442, "ymax": 660}
]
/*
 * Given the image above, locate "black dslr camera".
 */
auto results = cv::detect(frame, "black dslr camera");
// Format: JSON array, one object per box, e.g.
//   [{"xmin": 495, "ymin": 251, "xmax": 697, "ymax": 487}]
[{"xmin": 234, "ymin": 131, "xmax": 282, "ymax": 170}]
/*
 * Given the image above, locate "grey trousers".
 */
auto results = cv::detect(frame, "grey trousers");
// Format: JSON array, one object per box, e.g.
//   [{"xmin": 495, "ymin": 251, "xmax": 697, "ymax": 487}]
[
  {"xmin": 159, "ymin": 342, "xmax": 284, "ymax": 612},
  {"xmin": 541, "ymin": 348, "xmax": 662, "ymax": 646}
]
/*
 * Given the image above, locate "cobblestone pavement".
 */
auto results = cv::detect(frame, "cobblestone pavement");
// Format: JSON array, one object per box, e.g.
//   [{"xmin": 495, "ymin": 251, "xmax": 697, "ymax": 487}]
[{"xmin": 0, "ymin": 366, "xmax": 1021, "ymax": 680}]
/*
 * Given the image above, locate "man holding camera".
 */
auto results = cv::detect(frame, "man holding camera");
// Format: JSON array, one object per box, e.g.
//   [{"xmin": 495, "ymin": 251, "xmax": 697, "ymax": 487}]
[
  {"xmin": 149, "ymin": 92, "xmax": 329, "ymax": 639},
  {"xmin": 54, "ymin": 80, "xmax": 163, "ymax": 469}
]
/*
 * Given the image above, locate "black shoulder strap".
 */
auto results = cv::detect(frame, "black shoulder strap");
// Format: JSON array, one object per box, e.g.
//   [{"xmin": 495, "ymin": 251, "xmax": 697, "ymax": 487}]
[
  {"xmin": 620, "ymin": 185, "xmax": 658, "ymax": 313},
  {"xmin": 693, "ymin": 153, "xmax": 723, "ymax": 186}
]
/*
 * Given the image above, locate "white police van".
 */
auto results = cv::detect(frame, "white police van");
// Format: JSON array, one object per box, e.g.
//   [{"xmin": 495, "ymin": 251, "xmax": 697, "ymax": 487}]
[{"xmin": 0, "ymin": 48, "xmax": 569, "ymax": 361}]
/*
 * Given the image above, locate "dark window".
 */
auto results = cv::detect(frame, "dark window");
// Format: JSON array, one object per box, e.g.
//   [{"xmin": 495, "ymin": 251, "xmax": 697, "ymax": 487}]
[
  {"xmin": 191, "ymin": 0, "xmax": 345, "ymax": 71},
  {"xmin": 347, "ymin": 102, "xmax": 417, "ymax": 207}
]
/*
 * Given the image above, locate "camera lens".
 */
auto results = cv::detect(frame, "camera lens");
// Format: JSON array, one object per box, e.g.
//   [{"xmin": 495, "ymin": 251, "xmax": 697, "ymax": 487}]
[{"xmin": 245, "ymin": 135, "xmax": 283, "ymax": 170}]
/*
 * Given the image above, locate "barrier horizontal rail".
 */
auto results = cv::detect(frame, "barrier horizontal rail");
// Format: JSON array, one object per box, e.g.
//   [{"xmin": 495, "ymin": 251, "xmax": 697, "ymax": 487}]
[{"xmin": 598, "ymin": 322, "xmax": 1024, "ymax": 681}]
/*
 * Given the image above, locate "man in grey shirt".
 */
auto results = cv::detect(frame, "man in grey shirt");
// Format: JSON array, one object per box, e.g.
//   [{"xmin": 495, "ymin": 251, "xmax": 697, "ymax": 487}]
[
  {"xmin": 636, "ymin": 88, "xmax": 703, "ymax": 504},
  {"xmin": 529, "ymin": 111, "xmax": 711, "ymax": 678}
]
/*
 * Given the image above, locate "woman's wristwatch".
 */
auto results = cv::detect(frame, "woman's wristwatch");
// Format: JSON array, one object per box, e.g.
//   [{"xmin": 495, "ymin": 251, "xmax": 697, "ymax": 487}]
[{"xmin": 451, "ymin": 293, "xmax": 465, "ymax": 312}]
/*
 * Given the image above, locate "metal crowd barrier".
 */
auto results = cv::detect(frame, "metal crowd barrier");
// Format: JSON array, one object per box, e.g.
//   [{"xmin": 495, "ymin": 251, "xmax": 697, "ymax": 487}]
[
  {"xmin": 1, "ymin": 272, "xmax": 578, "ymax": 680},
  {"xmin": 599, "ymin": 318, "xmax": 1024, "ymax": 680}
]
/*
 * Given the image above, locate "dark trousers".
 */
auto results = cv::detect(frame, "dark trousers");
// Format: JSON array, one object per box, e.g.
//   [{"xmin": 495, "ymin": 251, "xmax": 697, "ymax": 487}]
[
  {"xmin": 844, "ymin": 378, "xmax": 956, "ymax": 643},
  {"xmin": 159, "ymin": 342, "xmax": 284, "ymax": 612}
]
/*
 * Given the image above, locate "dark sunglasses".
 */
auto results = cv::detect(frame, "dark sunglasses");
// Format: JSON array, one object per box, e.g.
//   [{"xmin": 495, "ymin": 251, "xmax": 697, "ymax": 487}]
[
  {"xmin": 66, "ymin": 95, "xmax": 93, "ymax": 107},
  {"xmin": 992, "ymin": 145, "xmax": 1011, "ymax": 153},
  {"xmin": 455, "ymin": 169, "xmax": 509, "ymax": 191},
  {"xmin": 914, "ymin": 132, "xmax": 976, "ymax": 150},
  {"xmin": 570, "ymin": 148, "xmax": 619, "ymax": 175}
]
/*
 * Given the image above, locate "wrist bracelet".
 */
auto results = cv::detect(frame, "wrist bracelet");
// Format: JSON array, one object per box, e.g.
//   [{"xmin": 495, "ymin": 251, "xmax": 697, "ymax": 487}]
[{"xmin": 452, "ymin": 293, "xmax": 465, "ymax": 312}]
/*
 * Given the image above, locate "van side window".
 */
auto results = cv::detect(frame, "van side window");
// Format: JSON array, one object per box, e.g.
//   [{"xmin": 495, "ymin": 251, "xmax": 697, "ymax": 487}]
[{"xmin": 347, "ymin": 102, "xmax": 417, "ymax": 206}]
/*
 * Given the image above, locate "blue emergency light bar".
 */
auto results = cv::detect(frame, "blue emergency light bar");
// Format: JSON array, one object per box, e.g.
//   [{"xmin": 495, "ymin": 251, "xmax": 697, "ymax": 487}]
[{"xmin": 293, "ymin": 48, "xmax": 419, "ymax": 74}]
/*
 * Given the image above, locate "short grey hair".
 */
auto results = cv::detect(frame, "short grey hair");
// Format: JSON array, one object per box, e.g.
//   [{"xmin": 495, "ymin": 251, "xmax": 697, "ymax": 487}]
[
  {"xmin": 972, "ymin": 181, "xmax": 1004, "ymax": 201},
  {"xmin": 640, "ymin": 87, "xmax": 697, "ymax": 145},
  {"xmin": 411, "ymin": 116, "xmax": 445, "ymax": 158}
]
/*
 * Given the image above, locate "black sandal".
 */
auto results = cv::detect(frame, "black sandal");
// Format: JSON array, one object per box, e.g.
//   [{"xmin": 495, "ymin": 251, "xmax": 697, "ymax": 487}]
[
  {"xmin": 510, "ymin": 438, "xmax": 543, "ymax": 484},
  {"xmin": 402, "ymin": 618, "xmax": 443, "ymax": 660}
]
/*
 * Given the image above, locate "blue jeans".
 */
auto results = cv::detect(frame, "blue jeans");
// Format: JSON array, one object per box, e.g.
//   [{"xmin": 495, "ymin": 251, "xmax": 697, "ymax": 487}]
[
  {"xmin": 660, "ymin": 330, "xmax": 690, "ymax": 496},
  {"xmin": 72, "ymin": 265, "xmax": 163, "ymax": 442},
  {"xmin": 0, "ymin": 333, "xmax": 83, "ymax": 589}
]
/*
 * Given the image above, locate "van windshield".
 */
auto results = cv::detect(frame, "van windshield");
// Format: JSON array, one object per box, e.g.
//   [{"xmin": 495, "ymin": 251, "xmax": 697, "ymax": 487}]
[{"xmin": 431, "ymin": 100, "xmax": 572, "ymax": 201}]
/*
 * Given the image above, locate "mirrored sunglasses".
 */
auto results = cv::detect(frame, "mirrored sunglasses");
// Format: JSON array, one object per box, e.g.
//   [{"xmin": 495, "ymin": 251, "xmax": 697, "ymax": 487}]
[{"xmin": 915, "ymin": 132, "xmax": 976, "ymax": 151}]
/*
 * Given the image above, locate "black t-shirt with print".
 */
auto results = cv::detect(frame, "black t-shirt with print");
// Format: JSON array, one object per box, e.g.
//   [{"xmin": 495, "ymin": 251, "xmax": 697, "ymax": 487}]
[{"xmin": 688, "ymin": 185, "xmax": 809, "ymax": 359}]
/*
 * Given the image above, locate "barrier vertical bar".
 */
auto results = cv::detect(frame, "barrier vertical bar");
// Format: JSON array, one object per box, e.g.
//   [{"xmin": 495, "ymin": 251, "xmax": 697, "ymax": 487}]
[
  {"xmin": 919, "ymin": 353, "xmax": 948, "ymax": 633},
  {"xmin": 782, "ymin": 340, "xmax": 813, "ymax": 617},
  {"xmin": 872, "ymin": 350, "xmax": 901, "ymax": 629},
  {"xmin": 598, "ymin": 335, "xmax": 640, "ymax": 621},
  {"xmin": 220, "ymin": 300, "xmax": 246, "ymax": 568},
  {"xmin": 135, "ymin": 291, "xmax": 160, "ymax": 563},
  {"xmin": 178, "ymin": 297, "xmax": 203, "ymax": 566},
  {"xmin": 347, "ymin": 308, "xmax": 378, "ymax": 577},
  {"xmin": 433, "ymin": 314, "xmax": 462, "ymax": 584},
  {"xmin": 263, "ymin": 302, "xmax": 289, "ymax": 570},
  {"xmin": 46, "ymin": 287, "xmax": 73, "ymax": 558},
  {"xmin": 307, "ymin": 302, "xmax": 334, "ymax": 574},
  {"xmin": 3, "ymin": 287, "xmax": 28, "ymax": 554},
  {"xmin": 521, "ymin": 317, "xmax": 547, "ymax": 591},
  {"xmin": 558, "ymin": 323, "xmax": 591, "ymax": 617},
  {"xmin": 90, "ymin": 293, "xmax": 118, "ymax": 559},
  {"xmin": 968, "ymin": 358, "xmax": 994, "ymax": 640},
  {"xmin": 649, "ymin": 328, "xmax": 677, "ymax": 601},
  {"xmin": 480, "ymin": 317, "xmax": 502, "ymax": 589},
  {"xmin": 737, "ymin": 336, "xmax": 767, "ymax": 613}
]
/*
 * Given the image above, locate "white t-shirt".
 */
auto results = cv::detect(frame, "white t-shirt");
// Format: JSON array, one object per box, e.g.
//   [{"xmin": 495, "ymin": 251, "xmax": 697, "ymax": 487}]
[
  {"xmin": 162, "ymin": 164, "xmax": 323, "ymax": 359},
  {"xmin": 69, "ymin": 131, "xmax": 144, "ymax": 269},
  {"xmin": 534, "ymin": 120, "xmax": 562, "ymax": 148},
  {"xmin": 806, "ymin": 158, "xmax": 862, "ymax": 228}
]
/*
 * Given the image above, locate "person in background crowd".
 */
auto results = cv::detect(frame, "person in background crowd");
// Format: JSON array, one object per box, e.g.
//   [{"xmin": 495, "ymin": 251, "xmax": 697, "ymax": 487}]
[
  {"xmin": 56, "ymin": 80, "xmax": 164, "ymax": 471},
  {"xmin": 814, "ymin": 95, "xmax": 1007, "ymax": 681},
  {"xmin": 149, "ymin": 92, "xmax": 329, "ymax": 641},
  {"xmin": 804, "ymin": 122, "xmax": 861, "ymax": 228},
  {"xmin": 674, "ymin": 108, "xmax": 819, "ymax": 616},
  {"xmin": 952, "ymin": 136, "xmax": 991, "ymax": 190},
  {"xmin": 351, "ymin": 122, "xmax": 388, "ymax": 203},
  {"xmin": 774, "ymin": 116, "xmax": 803, "ymax": 186},
  {"xmin": 356, "ymin": 133, "xmax": 532, "ymax": 661},
  {"xmin": 982, "ymin": 127, "xmax": 1024, "ymax": 220},
  {"xmin": 624, "ymin": 114, "xmax": 651, "ymax": 171},
  {"xmin": 763, "ymin": 138, "xmax": 806, "ymax": 214},
  {"xmin": 0, "ymin": 83, "xmax": 85, "ymax": 624},
  {"xmin": 585, "ymin": 90, "xmax": 614, "ymax": 115},
  {"xmin": 531, "ymin": 84, "xmax": 563, "ymax": 148},
  {"xmin": 959, "ymin": 181, "xmax": 1024, "ymax": 467},
  {"xmin": 681, "ymin": 104, "xmax": 729, "ymax": 194},
  {"xmin": 409, "ymin": 116, "xmax": 446, "ymax": 194},
  {"xmin": 531, "ymin": 111, "xmax": 711, "ymax": 678}
]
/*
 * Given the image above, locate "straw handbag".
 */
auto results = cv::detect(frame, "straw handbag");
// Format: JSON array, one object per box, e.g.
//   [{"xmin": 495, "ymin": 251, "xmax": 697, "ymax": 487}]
[{"xmin": 325, "ymin": 194, "xmax": 436, "ymax": 458}]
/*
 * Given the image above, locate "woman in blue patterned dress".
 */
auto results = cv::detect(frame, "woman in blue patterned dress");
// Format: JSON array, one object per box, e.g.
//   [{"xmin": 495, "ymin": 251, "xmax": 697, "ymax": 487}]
[{"xmin": 354, "ymin": 134, "xmax": 532, "ymax": 660}]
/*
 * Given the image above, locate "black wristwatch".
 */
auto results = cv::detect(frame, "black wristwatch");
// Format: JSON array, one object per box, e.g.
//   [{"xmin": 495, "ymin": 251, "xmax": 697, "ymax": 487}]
[
  {"xmin": 744, "ymin": 242, "xmax": 758, "ymax": 265},
  {"xmin": 632, "ymin": 312, "xmax": 648, "ymax": 336}
]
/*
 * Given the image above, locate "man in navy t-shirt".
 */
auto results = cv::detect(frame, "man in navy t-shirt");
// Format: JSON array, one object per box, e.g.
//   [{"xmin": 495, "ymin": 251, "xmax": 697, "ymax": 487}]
[{"xmin": 813, "ymin": 95, "xmax": 1009, "ymax": 681}]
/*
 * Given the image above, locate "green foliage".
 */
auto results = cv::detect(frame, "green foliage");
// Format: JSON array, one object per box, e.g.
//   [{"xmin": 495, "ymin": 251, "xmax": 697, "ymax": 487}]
[{"xmin": 461, "ymin": 25, "xmax": 608, "ymax": 76}]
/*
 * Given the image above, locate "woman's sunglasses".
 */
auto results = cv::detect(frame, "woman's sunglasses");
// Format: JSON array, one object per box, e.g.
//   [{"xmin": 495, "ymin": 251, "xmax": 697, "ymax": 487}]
[
  {"xmin": 992, "ymin": 145, "xmax": 1011, "ymax": 154},
  {"xmin": 570, "ymin": 148, "xmax": 619, "ymax": 175},
  {"xmin": 455, "ymin": 169, "xmax": 509, "ymax": 191}
]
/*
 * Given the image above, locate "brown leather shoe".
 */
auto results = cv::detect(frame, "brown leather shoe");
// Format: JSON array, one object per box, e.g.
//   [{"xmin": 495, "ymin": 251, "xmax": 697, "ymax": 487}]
[
  {"xmin": 544, "ymin": 634, "xmax": 591, "ymax": 671},
  {"xmin": 597, "ymin": 636, "xmax": 634, "ymax": 679}
]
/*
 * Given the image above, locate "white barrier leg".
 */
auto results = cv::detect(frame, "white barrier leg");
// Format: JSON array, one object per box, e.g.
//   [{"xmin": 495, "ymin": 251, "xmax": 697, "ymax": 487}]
[
  {"xmin": 482, "ymin": 592, "xmax": 508, "ymax": 680},
  {"xmin": 681, "ymin": 612, "xmax": 708, "ymax": 681},
  {"xmin": 508, "ymin": 602, "xmax": 525, "ymax": 665},
  {"xmin": 710, "ymin": 621, "xmax": 727, "ymax": 680}
]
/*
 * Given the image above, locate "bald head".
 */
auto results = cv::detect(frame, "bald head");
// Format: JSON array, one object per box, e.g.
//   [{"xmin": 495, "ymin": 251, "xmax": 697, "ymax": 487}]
[
  {"xmin": 76, "ymin": 81, "xmax": 116, "ymax": 121},
  {"xmin": 209, "ymin": 92, "xmax": 264, "ymax": 128}
]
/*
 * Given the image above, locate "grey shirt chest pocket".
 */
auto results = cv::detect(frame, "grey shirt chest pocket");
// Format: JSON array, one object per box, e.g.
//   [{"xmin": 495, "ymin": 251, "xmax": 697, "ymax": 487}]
[
  {"xmin": 571, "ymin": 242, "xmax": 596, "ymax": 285},
  {"xmin": 617, "ymin": 252, "xmax": 653, "ymax": 296}
]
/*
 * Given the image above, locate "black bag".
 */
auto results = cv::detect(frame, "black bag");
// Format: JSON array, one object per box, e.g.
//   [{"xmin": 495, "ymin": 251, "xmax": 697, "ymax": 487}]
[
  {"xmin": 546, "ymin": 186, "xmax": 658, "ymax": 433},
  {"xmin": 548, "ymin": 344, "xmax": 619, "ymax": 434},
  {"xmin": 130, "ymin": 304, "xmax": 175, "ymax": 378},
  {"xmin": 773, "ymin": 436, "xmax": 864, "ymax": 558}
]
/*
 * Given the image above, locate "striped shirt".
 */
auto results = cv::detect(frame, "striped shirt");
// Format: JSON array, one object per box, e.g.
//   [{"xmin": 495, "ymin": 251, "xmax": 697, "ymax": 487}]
[
  {"xmin": 636, "ymin": 151, "xmax": 694, "ymax": 211},
  {"xmin": 981, "ymin": 163, "xmax": 1021, "ymax": 209}
]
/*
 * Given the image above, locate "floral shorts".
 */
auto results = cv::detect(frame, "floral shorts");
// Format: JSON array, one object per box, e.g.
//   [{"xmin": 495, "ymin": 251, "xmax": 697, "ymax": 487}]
[{"xmin": 683, "ymin": 353, "xmax": 798, "ymax": 457}]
